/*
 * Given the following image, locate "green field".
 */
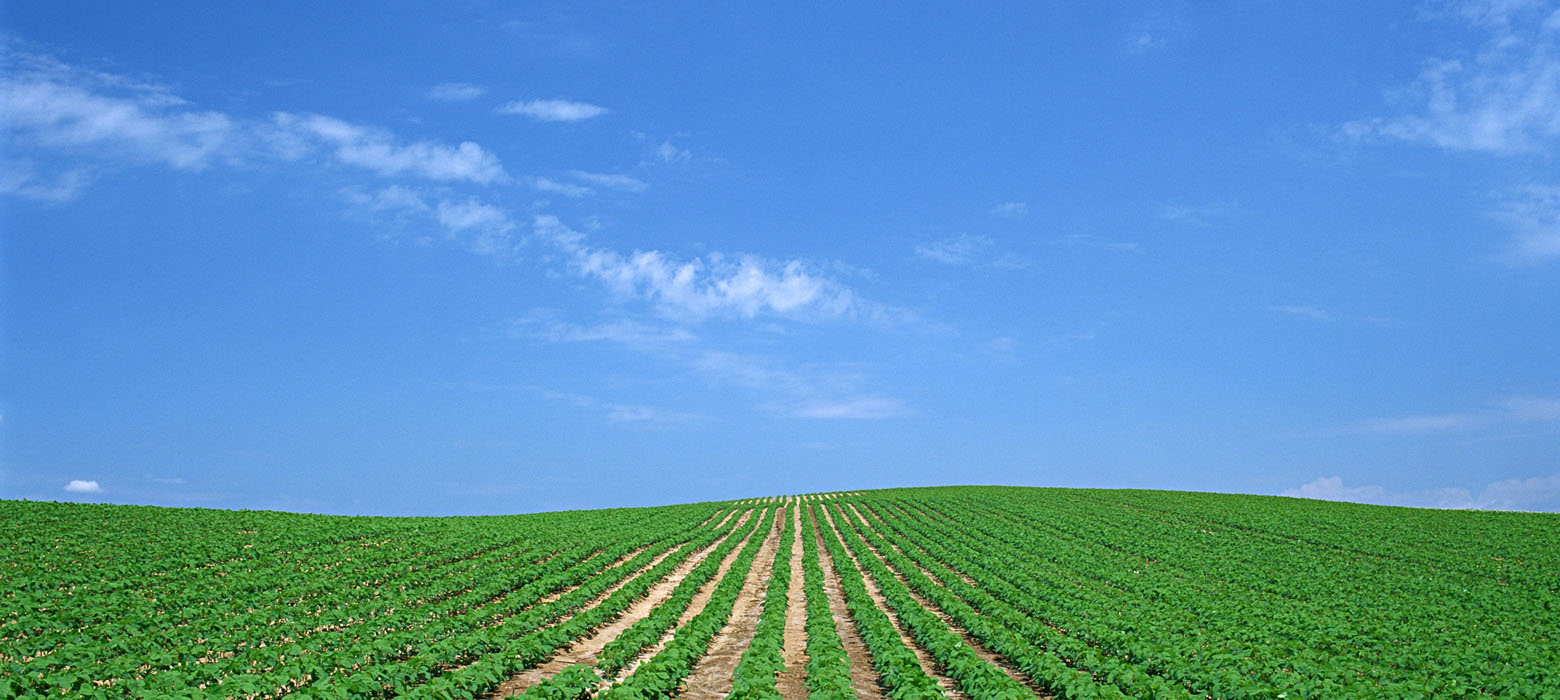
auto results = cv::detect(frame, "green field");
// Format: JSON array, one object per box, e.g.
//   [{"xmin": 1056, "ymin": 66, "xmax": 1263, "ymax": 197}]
[{"xmin": 3, "ymin": 487, "xmax": 1556, "ymax": 699}]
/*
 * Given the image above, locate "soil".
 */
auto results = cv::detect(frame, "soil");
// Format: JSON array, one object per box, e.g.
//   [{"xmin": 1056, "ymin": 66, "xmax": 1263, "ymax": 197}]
[
  {"xmin": 775, "ymin": 504, "xmax": 808, "ymax": 700},
  {"xmin": 844, "ymin": 503, "xmax": 1048, "ymax": 697},
  {"xmin": 603, "ymin": 507, "xmax": 768, "ymax": 687},
  {"xmin": 487, "ymin": 509, "xmax": 753, "ymax": 698},
  {"xmin": 678, "ymin": 504, "xmax": 787, "ymax": 700},
  {"xmin": 818, "ymin": 504, "xmax": 963, "ymax": 700},
  {"xmin": 808, "ymin": 505, "xmax": 885, "ymax": 700}
]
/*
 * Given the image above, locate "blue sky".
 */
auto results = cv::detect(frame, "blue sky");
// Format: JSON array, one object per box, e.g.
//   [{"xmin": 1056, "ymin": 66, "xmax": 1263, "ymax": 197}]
[{"xmin": 3, "ymin": 1, "xmax": 1558, "ymax": 515}]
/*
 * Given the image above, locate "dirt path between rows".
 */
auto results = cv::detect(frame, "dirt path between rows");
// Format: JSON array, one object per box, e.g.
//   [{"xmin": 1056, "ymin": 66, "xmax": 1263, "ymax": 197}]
[
  {"xmin": 808, "ymin": 505, "xmax": 884, "ymax": 700},
  {"xmin": 776, "ymin": 505, "xmax": 808, "ymax": 700},
  {"xmin": 819, "ymin": 504, "xmax": 964, "ymax": 700},
  {"xmin": 679, "ymin": 504, "xmax": 787, "ymax": 699},
  {"xmin": 488, "ymin": 510, "xmax": 753, "ymax": 698},
  {"xmin": 844, "ymin": 503, "xmax": 1048, "ymax": 698},
  {"xmin": 603, "ymin": 507, "xmax": 769, "ymax": 688}
]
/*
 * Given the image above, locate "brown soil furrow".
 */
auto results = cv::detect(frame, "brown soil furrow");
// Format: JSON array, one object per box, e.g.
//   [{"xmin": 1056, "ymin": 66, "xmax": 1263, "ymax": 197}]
[
  {"xmin": 603, "ymin": 508, "xmax": 768, "ymax": 688},
  {"xmin": 487, "ymin": 511, "xmax": 752, "ymax": 698},
  {"xmin": 522, "ymin": 545, "xmax": 652, "ymax": 612},
  {"xmin": 818, "ymin": 504, "xmax": 964, "ymax": 700},
  {"xmin": 679, "ymin": 504, "xmax": 787, "ymax": 700},
  {"xmin": 844, "ymin": 503, "xmax": 1048, "ymax": 698},
  {"xmin": 776, "ymin": 505, "xmax": 808, "ymax": 700},
  {"xmin": 808, "ymin": 505, "xmax": 884, "ymax": 700}
]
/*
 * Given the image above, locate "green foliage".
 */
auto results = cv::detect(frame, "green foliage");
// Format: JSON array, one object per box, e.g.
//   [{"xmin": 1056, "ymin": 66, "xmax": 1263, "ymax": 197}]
[{"xmin": 3, "ymin": 487, "xmax": 1554, "ymax": 699}]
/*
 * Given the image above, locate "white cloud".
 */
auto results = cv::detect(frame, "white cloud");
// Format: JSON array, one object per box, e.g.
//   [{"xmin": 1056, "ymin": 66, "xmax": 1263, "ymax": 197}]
[
  {"xmin": 1129, "ymin": 32, "xmax": 1164, "ymax": 53},
  {"xmin": 517, "ymin": 313, "xmax": 697, "ymax": 350},
  {"xmin": 1, "ymin": 49, "xmax": 235, "ymax": 170},
  {"xmin": 533, "ymin": 176, "xmax": 592, "ymax": 197},
  {"xmin": 1273, "ymin": 304, "xmax": 1335, "ymax": 321},
  {"xmin": 1347, "ymin": 395, "xmax": 1560, "ymax": 433},
  {"xmin": 0, "ymin": 161, "xmax": 90, "ymax": 202},
  {"xmin": 1125, "ymin": 13, "xmax": 1184, "ymax": 55},
  {"xmin": 2, "ymin": 48, "xmax": 513, "ymax": 202},
  {"xmin": 789, "ymin": 397, "xmax": 908, "ymax": 420},
  {"xmin": 343, "ymin": 184, "xmax": 430, "ymax": 214},
  {"xmin": 499, "ymin": 98, "xmax": 607, "ymax": 122},
  {"xmin": 989, "ymin": 201, "xmax": 1028, "ymax": 218},
  {"xmin": 1341, "ymin": 1, "xmax": 1560, "ymax": 154},
  {"xmin": 656, "ymin": 139, "xmax": 691, "ymax": 163},
  {"xmin": 915, "ymin": 233, "xmax": 992, "ymax": 265},
  {"xmin": 570, "ymin": 170, "xmax": 648, "ymax": 192},
  {"xmin": 1494, "ymin": 184, "xmax": 1560, "ymax": 264},
  {"xmin": 1060, "ymin": 233, "xmax": 1143, "ymax": 254},
  {"xmin": 526, "ymin": 317, "xmax": 910, "ymax": 421},
  {"xmin": 436, "ymin": 198, "xmax": 513, "ymax": 233},
  {"xmin": 533, "ymin": 387, "xmax": 707, "ymax": 428},
  {"xmin": 64, "ymin": 479, "xmax": 102, "ymax": 494},
  {"xmin": 272, "ymin": 112, "xmax": 506, "ymax": 184},
  {"xmin": 342, "ymin": 187, "xmax": 518, "ymax": 257},
  {"xmin": 532, "ymin": 215, "xmax": 872, "ymax": 321},
  {"xmin": 1282, "ymin": 472, "xmax": 1560, "ymax": 512},
  {"xmin": 426, "ymin": 82, "xmax": 485, "ymax": 101},
  {"xmin": 915, "ymin": 233, "xmax": 1028, "ymax": 269},
  {"xmin": 1160, "ymin": 201, "xmax": 1232, "ymax": 226},
  {"xmin": 435, "ymin": 198, "xmax": 517, "ymax": 257}
]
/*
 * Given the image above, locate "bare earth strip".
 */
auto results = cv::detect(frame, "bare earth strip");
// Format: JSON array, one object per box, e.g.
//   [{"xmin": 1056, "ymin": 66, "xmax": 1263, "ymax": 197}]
[
  {"xmin": 679, "ymin": 504, "xmax": 787, "ymax": 700},
  {"xmin": 845, "ymin": 503, "xmax": 1048, "ymax": 697},
  {"xmin": 809, "ymin": 505, "xmax": 884, "ymax": 700},
  {"xmin": 776, "ymin": 505, "xmax": 808, "ymax": 700},
  {"xmin": 603, "ymin": 508, "xmax": 769, "ymax": 688},
  {"xmin": 487, "ymin": 510, "xmax": 753, "ymax": 698},
  {"xmin": 819, "ymin": 504, "xmax": 965, "ymax": 700}
]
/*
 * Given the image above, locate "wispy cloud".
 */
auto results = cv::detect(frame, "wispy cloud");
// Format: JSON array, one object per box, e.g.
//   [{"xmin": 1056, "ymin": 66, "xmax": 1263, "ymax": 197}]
[
  {"xmin": 1494, "ymin": 184, "xmax": 1560, "ymax": 264},
  {"xmin": 64, "ymin": 479, "xmax": 102, "ymax": 493},
  {"xmin": 1160, "ymin": 201, "xmax": 1233, "ymax": 226},
  {"xmin": 989, "ymin": 201, "xmax": 1028, "ymax": 218},
  {"xmin": 691, "ymin": 350, "xmax": 909, "ymax": 420},
  {"xmin": 342, "ymin": 186, "xmax": 518, "ymax": 257},
  {"xmin": 515, "ymin": 312, "xmax": 697, "ymax": 350},
  {"xmin": 1282, "ymin": 472, "xmax": 1560, "ymax": 512},
  {"xmin": 520, "ymin": 314, "xmax": 910, "ymax": 420},
  {"xmin": 436, "ymin": 197, "xmax": 514, "ymax": 235},
  {"xmin": 1340, "ymin": 1, "xmax": 1560, "ymax": 154},
  {"xmin": 533, "ymin": 176, "xmax": 591, "ymax": 197},
  {"xmin": 2, "ymin": 46, "xmax": 235, "ymax": 170},
  {"xmin": 914, "ymin": 233, "xmax": 1028, "ymax": 269},
  {"xmin": 272, "ymin": 112, "xmax": 506, "ymax": 184},
  {"xmin": 788, "ymin": 397, "xmax": 908, "ymax": 420},
  {"xmin": 1273, "ymin": 304, "xmax": 1335, "ymax": 321},
  {"xmin": 569, "ymin": 170, "xmax": 648, "ymax": 192},
  {"xmin": 1124, "ymin": 12, "xmax": 1185, "ymax": 55},
  {"xmin": 533, "ymin": 215, "xmax": 888, "ymax": 322},
  {"xmin": 1, "ymin": 46, "xmax": 511, "ymax": 201},
  {"xmin": 342, "ymin": 184, "xmax": 430, "ymax": 215},
  {"xmin": 500, "ymin": 98, "xmax": 608, "ymax": 122},
  {"xmin": 426, "ymin": 82, "xmax": 485, "ymax": 101},
  {"xmin": 1060, "ymin": 233, "xmax": 1142, "ymax": 254},
  {"xmin": 656, "ymin": 139, "xmax": 691, "ymax": 163},
  {"xmin": 532, "ymin": 387, "xmax": 708, "ymax": 428},
  {"xmin": 1346, "ymin": 396, "xmax": 1560, "ymax": 434},
  {"xmin": 0, "ymin": 160, "xmax": 90, "ymax": 202}
]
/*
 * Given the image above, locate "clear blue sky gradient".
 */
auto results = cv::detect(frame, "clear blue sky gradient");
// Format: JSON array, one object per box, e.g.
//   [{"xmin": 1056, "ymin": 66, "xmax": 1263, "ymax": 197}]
[{"xmin": 3, "ymin": 2, "xmax": 1558, "ymax": 515}]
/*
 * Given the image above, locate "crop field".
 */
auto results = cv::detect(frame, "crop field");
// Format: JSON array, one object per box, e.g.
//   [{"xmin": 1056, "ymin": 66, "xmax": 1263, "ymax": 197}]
[{"xmin": 3, "ymin": 486, "xmax": 1557, "ymax": 700}]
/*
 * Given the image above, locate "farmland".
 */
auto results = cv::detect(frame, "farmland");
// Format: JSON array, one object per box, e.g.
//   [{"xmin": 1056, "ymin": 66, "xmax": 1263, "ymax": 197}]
[{"xmin": 2, "ymin": 487, "xmax": 1557, "ymax": 699}]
